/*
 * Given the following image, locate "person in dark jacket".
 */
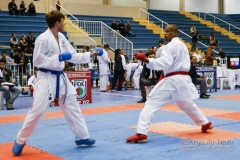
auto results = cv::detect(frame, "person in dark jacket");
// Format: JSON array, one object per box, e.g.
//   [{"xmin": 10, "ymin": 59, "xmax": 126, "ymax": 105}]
[
  {"xmin": 189, "ymin": 56, "xmax": 210, "ymax": 99},
  {"xmin": 137, "ymin": 51, "xmax": 160, "ymax": 103},
  {"xmin": 8, "ymin": 0, "xmax": 19, "ymax": 15},
  {"xmin": 0, "ymin": 58, "xmax": 21, "ymax": 110},
  {"xmin": 111, "ymin": 49, "xmax": 126, "ymax": 91}
]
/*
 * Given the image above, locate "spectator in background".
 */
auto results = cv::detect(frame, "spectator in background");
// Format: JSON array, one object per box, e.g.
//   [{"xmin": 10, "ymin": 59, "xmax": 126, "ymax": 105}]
[
  {"xmin": 0, "ymin": 58, "xmax": 21, "ymax": 110},
  {"xmin": 111, "ymin": 20, "xmax": 118, "ymax": 31},
  {"xmin": 192, "ymin": 49, "xmax": 202, "ymax": 66},
  {"xmin": 137, "ymin": 51, "xmax": 160, "ymax": 103},
  {"xmin": 190, "ymin": 25, "xmax": 196, "ymax": 36},
  {"xmin": 10, "ymin": 33, "xmax": 19, "ymax": 49},
  {"xmin": 19, "ymin": 34, "xmax": 28, "ymax": 51},
  {"xmin": 151, "ymin": 46, "xmax": 158, "ymax": 54},
  {"xmin": 218, "ymin": 48, "xmax": 226, "ymax": 58},
  {"xmin": 204, "ymin": 43, "xmax": 217, "ymax": 66},
  {"xmin": 1, "ymin": 51, "xmax": 14, "ymax": 64},
  {"xmin": 189, "ymin": 56, "xmax": 210, "ymax": 99},
  {"xmin": 14, "ymin": 48, "xmax": 30, "ymax": 86},
  {"xmin": 64, "ymin": 61, "xmax": 74, "ymax": 72},
  {"xmin": 191, "ymin": 31, "xmax": 198, "ymax": 52},
  {"xmin": 56, "ymin": 1, "xmax": 61, "ymax": 12},
  {"xmin": 209, "ymin": 32, "xmax": 218, "ymax": 45},
  {"xmin": 28, "ymin": 2, "xmax": 36, "ymax": 16},
  {"xmin": 126, "ymin": 21, "xmax": 136, "ymax": 37},
  {"xmin": 8, "ymin": 0, "xmax": 19, "ymax": 15},
  {"xmin": 156, "ymin": 40, "xmax": 165, "ymax": 58},
  {"xmin": 118, "ymin": 20, "xmax": 127, "ymax": 36},
  {"xmin": 27, "ymin": 32, "xmax": 35, "ymax": 49},
  {"xmin": 19, "ymin": 1, "xmax": 26, "ymax": 16}
]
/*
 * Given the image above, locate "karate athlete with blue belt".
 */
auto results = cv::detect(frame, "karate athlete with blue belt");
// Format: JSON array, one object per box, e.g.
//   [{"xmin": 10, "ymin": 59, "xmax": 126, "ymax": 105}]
[{"xmin": 12, "ymin": 11, "xmax": 103, "ymax": 156}]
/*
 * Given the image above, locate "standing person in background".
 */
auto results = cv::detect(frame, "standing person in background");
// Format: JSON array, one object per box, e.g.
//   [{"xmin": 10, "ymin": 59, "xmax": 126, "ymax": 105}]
[
  {"xmin": 126, "ymin": 24, "xmax": 212, "ymax": 143},
  {"xmin": 12, "ymin": 11, "xmax": 99, "ymax": 156},
  {"xmin": 191, "ymin": 31, "xmax": 198, "ymax": 52},
  {"xmin": 190, "ymin": 25, "xmax": 196, "ymax": 36},
  {"xmin": 98, "ymin": 44, "xmax": 111, "ymax": 92},
  {"xmin": 56, "ymin": 1, "xmax": 61, "ymax": 12},
  {"xmin": 111, "ymin": 49, "xmax": 126, "ymax": 92},
  {"xmin": 204, "ymin": 43, "xmax": 217, "ymax": 66}
]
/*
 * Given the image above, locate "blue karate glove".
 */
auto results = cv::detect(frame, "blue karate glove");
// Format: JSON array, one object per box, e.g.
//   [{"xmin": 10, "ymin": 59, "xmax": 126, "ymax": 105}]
[
  {"xmin": 59, "ymin": 52, "xmax": 72, "ymax": 61},
  {"xmin": 94, "ymin": 47, "xmax": 103, "ymax": 56}
]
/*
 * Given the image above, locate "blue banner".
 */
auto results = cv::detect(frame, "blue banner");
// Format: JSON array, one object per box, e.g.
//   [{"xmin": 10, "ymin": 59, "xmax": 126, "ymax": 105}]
[{"xmin": 196, "ymin": 66, "xmax": 217, "ymax": 92}]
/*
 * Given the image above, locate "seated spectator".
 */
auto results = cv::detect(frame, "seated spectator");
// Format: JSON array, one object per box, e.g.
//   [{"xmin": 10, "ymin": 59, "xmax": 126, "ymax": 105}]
[
  {"xmin": 14, "ymin": 48, "xmax": 30, "ymax": 86},
  {"xmin": 8, "ymin": 0, "xmax": 19, "ymax": 15},
  {"xmin": 28, "ymin": 68, "xmax": 38, "ymax": 95},
  {"xmin": 125, "ymin": 21, "xmax": 136, "ymax": 37},
  {"xmin": 209, "ymin": 32, "xmax": 218, "ymax": 45},
  {"xmin": 10, "ymin": 33, "xmax": 19, "ymax": 49},
  {"xmin": 19, "ymin": 0, "xmax": 26, "ymax": 16},
  {"xmin": 19, "ymin": 34, "xmax": 28, "ymax": 51},
  {"xmin": 192, "ymin": 49, "xmax": 202, "ymax": 66},
  {"xmin": 118, "ymin": 20, "xmax": 127, "ymax": 36},
  {"xmin": 189, "ymin": 56, "xmax": 210, "ymax": 99},
  {"xmin": 0, "ymin": 51, "xmax": 14, "ymax": 64},
  {"xmin": 64, "ymin": 61, "xmax": 75, "ymax": 72},
  {"xmin": 0, "ymin": 58, "xmax": 21, "ymax": 110},
  {"xmin": 137, "ymin": 51, "xmax": 160, "ymax": 103},
  {"xmin": 190, "ymin": 25, "xmax": 196, "ymax": 36},
  {"xmin": 111, "ymin": 20, "xmax": 118, "ymax": 31},
  {"xmin": 28, "ymin": 2, "xmax": 36, "ymax": 16},
  {"xmin": 27, "ymin": 32, "xmax": 35, "ymax": 49}
]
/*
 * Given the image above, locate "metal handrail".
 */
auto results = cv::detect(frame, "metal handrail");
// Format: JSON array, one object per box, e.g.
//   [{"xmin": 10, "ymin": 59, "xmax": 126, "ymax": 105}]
[
  {"xmin": 139, "ymin": 8, "xmax": 168, "ymax": 34},
  {"xmin": 184, "ymin": 4, "xmax": 240, "ymax": 33},
  {"xmin": 50, "ymin": 6, "xmax": 97, "ymax": 47},
  {"xmin": 66, "ymin": 20, "xmax": 97, "ymax": 46},
  {"xmin": 138, "ymin": 8, "xmax": 218, "ymax": 53},
  {"xmin": 54, "ymin": 2, "xmax": 79, "ymax": 25}
]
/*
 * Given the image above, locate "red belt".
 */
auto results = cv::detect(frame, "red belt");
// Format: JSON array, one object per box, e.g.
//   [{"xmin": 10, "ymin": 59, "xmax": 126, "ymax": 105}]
[{"xmin": 165, "ymin": 71, "xmax": 188, "ymax": 78}]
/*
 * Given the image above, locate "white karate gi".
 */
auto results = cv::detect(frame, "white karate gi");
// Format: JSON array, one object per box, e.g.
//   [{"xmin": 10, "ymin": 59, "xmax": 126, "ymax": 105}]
[
  {"xmin": 125, "ymin": 63, "xmax": 140, "ymax": 89},
  {"xmin": 16, "ymin": 29, "xmax": 92, "ymax": 144},
  {"xmin": 27, "ymin": 75, "xmax": 37, "ymax": 87},
  {"xmin": 98, "ymin": 50, "xmax": 110, "ymax": 91},
  {"xmin": 137, "ymin": 37, "xmax": 209, "ymax": 135}
]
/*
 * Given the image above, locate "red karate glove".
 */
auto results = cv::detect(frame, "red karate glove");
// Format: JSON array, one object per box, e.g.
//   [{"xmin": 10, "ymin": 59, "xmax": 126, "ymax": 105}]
[
  {"xmin": 29, "ymin": 86, "xmax": 34, "ymax": 93},
  {"xmin": 136, "ymin": 53, "xmax": 149, "ymax": 63}
]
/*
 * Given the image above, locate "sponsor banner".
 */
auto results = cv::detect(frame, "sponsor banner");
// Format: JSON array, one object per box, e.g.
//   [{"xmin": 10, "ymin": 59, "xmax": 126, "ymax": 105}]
[
  {"xmin": 196, "ymin": 66, "xmax": 217, "ymax": 92},
  {"xmin": 66, "ymin": 71, "xmax": 92, "ymax": 104}
]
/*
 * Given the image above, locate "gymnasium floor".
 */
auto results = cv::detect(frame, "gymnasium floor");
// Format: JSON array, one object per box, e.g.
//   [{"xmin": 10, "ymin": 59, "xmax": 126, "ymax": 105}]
[{"xmin": 0, "ymin": 88, "xmax": 240, "ymax": 160}]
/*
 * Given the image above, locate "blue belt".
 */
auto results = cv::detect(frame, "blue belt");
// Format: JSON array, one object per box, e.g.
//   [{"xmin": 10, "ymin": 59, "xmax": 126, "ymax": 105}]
[{"xmin": 38, "ymin": 68, "xmax": 66, "ymax": 104}]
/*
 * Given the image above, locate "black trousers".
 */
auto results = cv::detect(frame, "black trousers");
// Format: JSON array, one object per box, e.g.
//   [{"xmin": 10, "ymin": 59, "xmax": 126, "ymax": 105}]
[{"xmin": 139, "ymin": 78, "xmax": 158, "ymax": 98}]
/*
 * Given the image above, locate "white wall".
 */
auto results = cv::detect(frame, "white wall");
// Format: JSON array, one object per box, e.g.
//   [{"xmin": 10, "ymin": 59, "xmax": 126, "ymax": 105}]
[
  {"xmin": 150, "ymin": 0, "xmax": 179, "ymax": 11},
  {"xmin": 111, "ymin": 0, "xmax": 146, "ymax": 8},
  {"xmin": 224, "ymin": 0, "xmax": 240, "ymax": 14},
  {"xmin": 184, "ymin": 0, "xmax": 219, "ymax": 13}
]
